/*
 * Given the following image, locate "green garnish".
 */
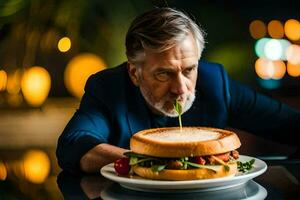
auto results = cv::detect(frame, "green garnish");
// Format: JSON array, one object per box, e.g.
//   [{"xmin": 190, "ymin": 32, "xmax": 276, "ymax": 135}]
[
  {"xmin": 223, "ymin": 165, "xmax": 230, "ymax": 172},
  {"xmin": 129, "ymin": 156, "xmax": 138, "ymax": 165},
  {"xmin": 125, "ymin": 152, "xmax": 159, "ymax": 165},
  {"xmin": 186, "ymin": 161, "xmax": 229, "ymax": 172},
  {"xmin": 151, "ymin": 165, "xmax": 167, "ymax": 172},
  {"xmin": 174, "ymin": 99, "xmax": 183, "ymax": 131},
  {"xmin": 237, "ymin": 159, "xmax": 255, "ymax": 173},
  {"xmin": 124, "ymin": 151, "xmax": 148, "ymax": 158}
]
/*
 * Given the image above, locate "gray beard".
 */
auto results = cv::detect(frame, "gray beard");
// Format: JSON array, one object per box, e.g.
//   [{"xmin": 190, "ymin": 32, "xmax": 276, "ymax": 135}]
[{"xmin": 140, "ymin": 88, "xmax": 196, "ymax": 117}]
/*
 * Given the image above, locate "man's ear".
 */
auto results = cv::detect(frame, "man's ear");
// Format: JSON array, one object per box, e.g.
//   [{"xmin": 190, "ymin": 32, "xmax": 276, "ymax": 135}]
[{"xmin": 127, "ymin": 62, "xmax": 140, "ymax": 86}]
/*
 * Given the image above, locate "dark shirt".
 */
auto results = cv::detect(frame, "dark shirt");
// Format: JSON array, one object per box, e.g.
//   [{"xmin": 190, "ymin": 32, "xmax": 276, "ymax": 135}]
[{"xmin": 150, "ymin": 112, "xmax": 169, "ymax": 128}]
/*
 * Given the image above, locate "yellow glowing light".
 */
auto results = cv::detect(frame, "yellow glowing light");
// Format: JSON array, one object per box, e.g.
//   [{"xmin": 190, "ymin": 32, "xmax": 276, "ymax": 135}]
[
  {"xmin": 286, "ymin": 44, "xmax": 300, "ymax": 65},
  {"xmin": 287, "ymin": 62, "xmax": 300, "ymax": 77},
  {"xmin": 272, "ymin": 60, "xmax": 286, "ymax": 79},
  {"xmin": 6, "ymin": 69, "xmax": 22, "ymax": 95},
  {"xmin": 0, "ymin": 161, "xmax": 7, "ymax": 181},
  {"xmin": 249, "ymin": 20, "xmax": 267, "ymax": 39},
  {"xmin": 23, "ymin": 150, "xmax": 50, "ymax": 184},
  {"xmin": 284, "ymin": 19, "xmax": 300, "ymax": 41},
  {"xmin": 268, "ymin": 20, "xmax": 284, "ymax": 39},
  {"xmin": 255, "ymin": 58, "xmax": 270, "ymax": 79},
  {"xmin": 21, "ymin": 66, "xmax": 51, "ymax": 107},
  {"xmin": 58, "ymin": 37, "xmax": 71, "ymax": 52},
  {"xmin": 0, "ymin": 70, "xmax": 7, "ymax": 91},
  {"xmin": 64, "ymin": 53, "xmax": 107, "ymax": 99},
  {"xmin": 255, "ymin": 58, "xmax": 285, "ymax": 79}
]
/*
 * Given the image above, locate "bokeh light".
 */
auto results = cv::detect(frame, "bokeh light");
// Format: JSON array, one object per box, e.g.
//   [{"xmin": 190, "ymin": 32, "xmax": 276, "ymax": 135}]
[
  {"xmin": 255, "ymin": 38, "xmax": 270, "ymax": 58},
  {"xmin": 6, "ymin": 69, "xmax": 22, "ymax": 95},
  {"xmin": 21, "ymin": 66, "xmax": 51, "ymax": 107},
  {"xmin": 58, "ymin": 37, "xmax": 71, "ymax": 52},
  {"xmin": 249, "ymin": 20, "xmax": 267, "ymax": 39},
  {"xmin": 64, "ymin": 53, "xmax": 107, "ymax": 99},
  {"xmin": 0, "ymin": 161, "xmax": 7, "ymax": 181},
  {"xmin": 264, "ymin": 39, "xmax": 282, "ymax": 60},
  {"xmin": 284, "ymin": 19, "xmax": 300, "ymax": 41},
  {"xmin": 255, "ymin": 58, "xmax": 286, "ymax": 79},
  {"xmin": 272, "ymin": 60, "xmax": 286, "ymax": 79},
  {"xmin": 258, "ymin": 78, "xmax": 281, "ymax": 89},
  {"xmin": 23, "ymin": 150, "xmax": 50, "ymax": 184},
  {"xmin": 279, "ymin": 39, "xmax": 291, "ymax": 60},
  {"xmin": 0, "ymin": 70, "xmax": 7, "ymax": 91},
  {"xmin": 268, "ymin": 20, "xmax": 284, "ymax": 39},
  {"xmin": 287, "ymin": 62, "xmax": 300, "ymax": 77},
  {"xmin": 255, "ymin": 58, "xmax": 271, "ymax": 79},
  {"xmin": 286, "ymin": 44, "xmax": 300, "ymax": 65}
]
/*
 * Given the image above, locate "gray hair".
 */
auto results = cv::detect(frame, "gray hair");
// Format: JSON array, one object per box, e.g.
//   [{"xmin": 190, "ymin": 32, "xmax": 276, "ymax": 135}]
[{"xmin": 125, "ymin": 7, "xmax": 206, "ymax": 65}]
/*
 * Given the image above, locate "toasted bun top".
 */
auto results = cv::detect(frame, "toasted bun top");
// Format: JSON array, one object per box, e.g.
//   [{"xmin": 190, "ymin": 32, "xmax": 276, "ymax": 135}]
[{"xmin": 130, "ymin": 127, "xmax": 241, "ymax": 157}]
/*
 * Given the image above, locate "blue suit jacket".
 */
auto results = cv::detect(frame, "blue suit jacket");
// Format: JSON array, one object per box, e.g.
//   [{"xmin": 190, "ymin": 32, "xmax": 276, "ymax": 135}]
[{"xmin": 56, "ymin": 61, "xmax": 300, "ymax": 171}]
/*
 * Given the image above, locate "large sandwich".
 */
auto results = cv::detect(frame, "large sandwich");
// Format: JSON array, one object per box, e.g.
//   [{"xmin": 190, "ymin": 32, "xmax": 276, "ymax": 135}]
[{"xmin": 114, "ymin": 127, "xmax": 242, "ymax": 181}]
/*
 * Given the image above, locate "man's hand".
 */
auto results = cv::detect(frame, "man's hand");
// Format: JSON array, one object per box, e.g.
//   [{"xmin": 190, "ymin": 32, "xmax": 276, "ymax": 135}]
[{"xmin": 80, "ymin": 143, "xmax": 127, "ymax": 173}]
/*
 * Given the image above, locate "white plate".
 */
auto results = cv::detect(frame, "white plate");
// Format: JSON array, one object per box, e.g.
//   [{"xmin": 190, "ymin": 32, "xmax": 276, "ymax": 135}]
[
  {"xmin": 100, "ymin": 180, "xmax": 267, "ymax": 200},
  {"xmin": 100, "ymin": 155, "xmax": 267, "ymax": 192}
]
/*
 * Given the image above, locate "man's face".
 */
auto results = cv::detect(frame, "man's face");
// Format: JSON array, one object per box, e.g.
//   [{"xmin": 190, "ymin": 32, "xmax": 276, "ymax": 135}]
[{"xmin": 129, "ymin": 34, "xmax": 199, "ymax": 117}]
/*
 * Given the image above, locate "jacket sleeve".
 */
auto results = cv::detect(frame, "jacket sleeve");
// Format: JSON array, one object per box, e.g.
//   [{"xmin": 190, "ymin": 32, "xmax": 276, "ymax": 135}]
[
  {"xmin": 228, "ymin": 79, "xmax": 300, "ymax": 145},
  {"xmin": 56, "ymin": 75, "xmax": 111, "ymax": 172}
]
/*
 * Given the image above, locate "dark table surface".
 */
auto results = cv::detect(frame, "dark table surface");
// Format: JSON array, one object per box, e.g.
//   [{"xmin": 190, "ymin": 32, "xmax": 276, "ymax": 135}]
[{"xmin": 57, "ymin": 159, "xmax": 300, "ymax": 200}]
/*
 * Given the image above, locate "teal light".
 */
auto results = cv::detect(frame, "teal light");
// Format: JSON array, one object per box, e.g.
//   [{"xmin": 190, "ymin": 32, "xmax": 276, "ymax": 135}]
[
  {"xmin": 258, "ymin": 78, "xmax": 281, "ymax": 89},
  {"xmin": 255, "ymin": 38, "xmax": 270, "ymax": 58}
]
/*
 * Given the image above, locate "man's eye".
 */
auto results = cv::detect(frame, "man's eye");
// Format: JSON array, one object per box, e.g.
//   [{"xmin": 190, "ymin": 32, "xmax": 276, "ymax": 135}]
[
  {"xmin": 183, "ymin": 67, "xmax": 195, "ymax": 76},
  {"xmin": 154, "ymin": 71, "xmax": 171, "ymax": 82}
]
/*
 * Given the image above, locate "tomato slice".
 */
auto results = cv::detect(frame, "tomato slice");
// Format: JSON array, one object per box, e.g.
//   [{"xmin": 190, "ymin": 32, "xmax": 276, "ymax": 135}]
[{"xmin": 191, "ymin": 156, "xmax": 206, "ymax": 165}]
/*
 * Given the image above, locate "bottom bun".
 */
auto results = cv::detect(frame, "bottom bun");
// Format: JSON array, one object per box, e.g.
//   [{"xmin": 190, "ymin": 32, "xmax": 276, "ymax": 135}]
[{"xmin": 132, "ymin": 162, "xmax": 237, "ymax": 181}]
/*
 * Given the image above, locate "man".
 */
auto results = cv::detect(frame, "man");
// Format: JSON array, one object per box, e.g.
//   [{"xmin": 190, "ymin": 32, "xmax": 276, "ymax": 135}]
[{"xmin": 56, "ymin": 7, "xmax": 300, "ymax": 173}]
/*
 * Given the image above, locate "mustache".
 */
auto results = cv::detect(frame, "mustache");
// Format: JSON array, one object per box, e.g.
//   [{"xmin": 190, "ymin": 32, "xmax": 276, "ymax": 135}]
[
  {"xmin": 167, "ymin": 95, "xmax": 185, "ymax": 102},
  {"xmin": 169, "ymin": 91, "xmax": 196, "ymax": 107}
]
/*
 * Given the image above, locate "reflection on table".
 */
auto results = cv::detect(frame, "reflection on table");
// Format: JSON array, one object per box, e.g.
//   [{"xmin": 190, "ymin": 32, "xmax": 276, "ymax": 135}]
[
  {"xmin": 57, "ymin": 160, "xmax": 300, "ymax": 200},
  {"xmin": 101, "ymin": 180, "xmax": 266, "ymax": 200}
]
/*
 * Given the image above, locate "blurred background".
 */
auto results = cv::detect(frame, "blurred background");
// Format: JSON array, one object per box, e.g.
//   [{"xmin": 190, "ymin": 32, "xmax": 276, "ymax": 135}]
[{"xmin": 0, "ymin": 0, "xmax": 300, "ymax": 199}]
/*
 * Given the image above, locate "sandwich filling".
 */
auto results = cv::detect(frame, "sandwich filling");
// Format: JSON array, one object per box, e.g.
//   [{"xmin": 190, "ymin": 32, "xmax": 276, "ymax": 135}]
[{"xmin": 124, "ymin": 150, "xmax": 240, "ymax": 172}]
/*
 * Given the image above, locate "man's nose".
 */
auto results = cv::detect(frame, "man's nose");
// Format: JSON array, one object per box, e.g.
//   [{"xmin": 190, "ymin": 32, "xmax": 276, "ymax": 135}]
[{"xmin": 170, "ymin": 74, "xmax": 187, "ymax": 95}]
